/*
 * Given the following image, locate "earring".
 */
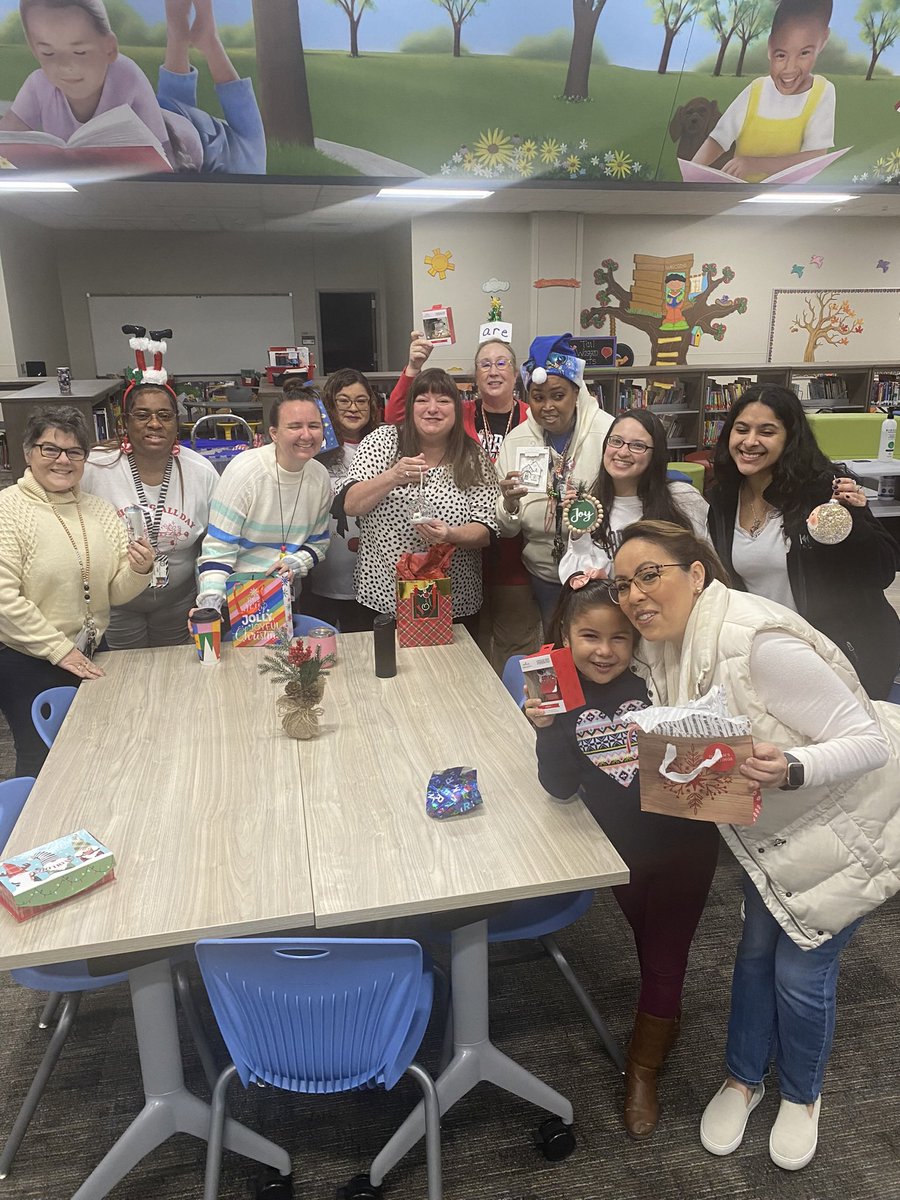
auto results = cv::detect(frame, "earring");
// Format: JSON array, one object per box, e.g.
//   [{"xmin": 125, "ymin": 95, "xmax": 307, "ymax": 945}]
[
  {"xmin": 171, "ymin": 441, "xmax": 180, "ymax": 457},
  {"xmin": 120, "ymin": 437, "xmax": 133, "ymax": 454}
]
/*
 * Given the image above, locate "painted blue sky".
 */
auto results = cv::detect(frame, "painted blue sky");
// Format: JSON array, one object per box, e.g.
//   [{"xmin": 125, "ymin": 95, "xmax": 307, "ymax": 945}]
[{"xmin": 2, "ymin": 1, "xmax": 896, "ymax": 72}]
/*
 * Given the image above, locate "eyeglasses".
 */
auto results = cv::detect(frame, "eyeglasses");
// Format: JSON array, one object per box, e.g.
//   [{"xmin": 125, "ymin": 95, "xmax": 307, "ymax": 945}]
[
  {"xmin": 475, "ymin": 358, "xmax": 512, "ymax": 371},
  {"xmin": 130, "ymin": 409, "xmax": 175, "ymax": 424},
  {"xmin": 334, "ymin": 397, "xmax": 370, "ymax": 410},
  {"xmin": 33, "ymin": 443, "xmax": 86, "ymax": 461},
  {"xmin": 607, "ymin": 434, "xmax": 652, "ymax": 456},
  {"xmin": 608, "ymin": 563, "xmax": 689, "ymax": 604}
]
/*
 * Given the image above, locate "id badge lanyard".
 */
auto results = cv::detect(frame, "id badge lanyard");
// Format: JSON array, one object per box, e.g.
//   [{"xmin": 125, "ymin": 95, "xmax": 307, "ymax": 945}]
[{"xmin": 127, "ymin": 454, "xmax": 172, "ymax": 589}]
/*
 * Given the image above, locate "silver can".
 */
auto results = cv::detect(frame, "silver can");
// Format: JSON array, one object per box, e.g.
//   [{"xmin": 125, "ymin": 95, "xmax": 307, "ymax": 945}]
[{"xmin": 122, "ymin": 505, "xmax": 145, "ymax": 542}]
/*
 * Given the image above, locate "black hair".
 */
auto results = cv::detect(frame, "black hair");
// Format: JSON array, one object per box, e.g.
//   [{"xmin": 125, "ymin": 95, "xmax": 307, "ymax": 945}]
[
  {"xmin": 546, "ymin": 575, "xmax": 633, "ymax": 650},
  {"xmin": 665, "ymin": 273, "xmax": 686, "ymax": 284},
  {"xmin": 615, "ymin": 520, "xmax": 732, "ymax": 589},
  {"xmin": 771, "ymin": 0, "xmax": 832, "ymax": 38},
  {"xmin": 270, "ymin": 382, "xmax": 321, "ymax": 429},
  {"xmin": 23, "ymin": 405, "xmax": 91, "ymax": 455},
  {"xmin": 124, "ymin": 381, "xmax": 177, "ymax": 418},
  {"xmin": 589, "ymin": 409, "xmax": 694, "ymax": 554},
  {"xmin": 318, "ymin": 368, "xmax": 380, "ymax": 470},
  {"xmin": 711, "ymin": 383, "xmax": 835, "ymax": 531}
]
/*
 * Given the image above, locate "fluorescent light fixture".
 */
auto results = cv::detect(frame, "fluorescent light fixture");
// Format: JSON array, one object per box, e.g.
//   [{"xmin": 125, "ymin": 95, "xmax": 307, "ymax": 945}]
[
  {"xmin": 0, "ymin": 179, "xmax": 76, "ymax": 193},
  {"xmin": 377, "ymin": 186, "xmax": 493, "ymax": 200},
  {"xmin": 740, "ymin": 192, "xmax": 858, "ymax": 205}
]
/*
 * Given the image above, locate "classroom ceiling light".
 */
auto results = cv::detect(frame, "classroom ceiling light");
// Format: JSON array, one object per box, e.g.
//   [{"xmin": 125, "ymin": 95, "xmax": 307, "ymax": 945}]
[
  {"xmin": 0, "ymin": 179, "xmax": 76, "ymax": 192},
  {"xmin": 376, "ymin": 186, "xmax": 494, "ymax": 200},
  {"xmin": 740, "ymin": 192, "xmax": 858, "ymax": 205}
]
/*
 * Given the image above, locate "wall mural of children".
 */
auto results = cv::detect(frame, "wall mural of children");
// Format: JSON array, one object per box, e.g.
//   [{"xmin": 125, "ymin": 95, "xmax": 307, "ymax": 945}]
[
  {"xmin": 691, "ymin": 0, "xmax": 835, "ymax": 184},
  {"xmin": 0, "ymin": 0, "xmax": 265, "ymax": 175}
]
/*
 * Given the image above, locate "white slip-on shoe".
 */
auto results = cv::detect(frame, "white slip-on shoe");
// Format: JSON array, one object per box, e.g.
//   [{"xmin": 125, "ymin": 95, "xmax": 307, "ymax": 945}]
[
  {"xmin": 769, "ymin": 1095, "xmax": 821, "ymax": 1171},
  {"xmin": 700, "ymin": 1079, "xmax": 766, "ymax": 1156}
]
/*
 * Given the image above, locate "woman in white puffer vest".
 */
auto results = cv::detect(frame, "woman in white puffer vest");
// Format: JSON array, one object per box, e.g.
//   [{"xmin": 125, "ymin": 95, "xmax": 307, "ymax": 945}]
[{"xmin": 611, "ymin": 520, "xmax": 900, "ymax": 1177}]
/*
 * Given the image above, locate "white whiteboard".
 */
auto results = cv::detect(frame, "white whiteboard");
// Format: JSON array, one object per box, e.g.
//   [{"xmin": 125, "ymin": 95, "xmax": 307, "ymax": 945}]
[{"xmin": 87, "ymin": 294, "xmax": 295, "ymax": 375}]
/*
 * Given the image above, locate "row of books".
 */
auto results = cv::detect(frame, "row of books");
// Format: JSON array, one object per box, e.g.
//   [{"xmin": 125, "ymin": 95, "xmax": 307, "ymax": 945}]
[
  {"xmin": 804, "ymin": 374, "xmax": 849, "ymax": 401},
  {"xmin": 618, "ymin": 382, "xmax": 686, "ymax": 409},
  {"xmin": 705, "ymin": 377, "xmax": 754, "ymax": 412},
  {"xmin": 703, "ymin": 417, "xmax": 726, "ymax": 448},
  {"xmin": 871, "ymin": 375, "xmax": 900, "ymax": 410}
]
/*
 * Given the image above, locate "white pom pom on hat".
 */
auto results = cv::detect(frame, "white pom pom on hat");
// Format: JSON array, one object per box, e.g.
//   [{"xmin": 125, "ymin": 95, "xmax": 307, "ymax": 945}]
[{"xmin": 531, "ymin": 366, "xmax": 548, "ymax": 385}]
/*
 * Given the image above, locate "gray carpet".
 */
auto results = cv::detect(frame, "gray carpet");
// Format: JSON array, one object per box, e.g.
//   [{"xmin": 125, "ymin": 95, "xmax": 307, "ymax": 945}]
[{"xmin": 0, "ymin": 699, "xmax": 898, "ymax": 1200}]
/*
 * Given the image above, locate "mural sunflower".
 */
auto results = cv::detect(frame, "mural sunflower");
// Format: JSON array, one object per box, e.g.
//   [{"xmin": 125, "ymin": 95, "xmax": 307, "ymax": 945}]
[
  {"xmin": 473, "ymin": 128, "xmax": 514, "ymax": 170},
  {"xmin": 540, "ymin": 138, "xmax": 562, "ymax": 166}
]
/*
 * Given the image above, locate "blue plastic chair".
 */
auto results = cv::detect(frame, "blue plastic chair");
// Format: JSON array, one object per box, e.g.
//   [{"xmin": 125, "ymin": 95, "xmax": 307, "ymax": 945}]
[
  {"xmin": 292, "ymin": 614, "xmax": 338, "ymax": 639},
  {"xmin": 30, "ymin": 686, "xmax": 77, "ymax": 749},
  {"xmin": 485, "ymin": 657, "xmax": 626, "ymax": 1073},
  {"xmin": 196, "ymin": 937, "xmax": 441, "ymax": 1200},
  {"xmin": 0, "ymin": 777, "xmax": 217, "ymax": 1180}
]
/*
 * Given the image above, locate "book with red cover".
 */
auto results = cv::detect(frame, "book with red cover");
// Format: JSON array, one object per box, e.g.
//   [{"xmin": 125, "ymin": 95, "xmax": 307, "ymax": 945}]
[{"xmin": 0, "ymin": 104, "xmax": 172, "ymax": 178}]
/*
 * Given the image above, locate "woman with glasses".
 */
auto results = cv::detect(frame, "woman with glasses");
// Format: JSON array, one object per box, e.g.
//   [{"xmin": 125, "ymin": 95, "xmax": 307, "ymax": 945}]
[
  {"xmin": 707, "ymin": 384, "xmax": 900, "ymax": 699},
  {"xmin": 340, "ymin": 368, "xmax": 499, "ymax": 632},
  {"xmin": 304, "ymin": 369, "xmax": 381, "ymax": 632},
  {"xmin": 558, "ymin": 409, "xmax": 710, "ymax": 583},
  {"xmin": 82, "ymin": 383, "xmax": 217, "ymax": 648},
  {"xmin": 0, "ymin": 406, "xmax": 155, "ymax": 775},
  {"xmin": 612, "ymin": 520, "xmax": 900, "ymax": 1174},
  {"xmin": 386, "ymin": 332, "xmax": 540, "ymax": 670}
]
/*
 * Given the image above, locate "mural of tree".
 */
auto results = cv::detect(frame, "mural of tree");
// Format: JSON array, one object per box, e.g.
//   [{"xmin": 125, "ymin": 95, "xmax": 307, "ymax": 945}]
[
  {"xmin": 649, "ymin": 0, "xmax": 701, "ymax": 74},
  {"xmin": 430, "ymin": 0, "xmax": 488, "ymax": 57},
  {"xmin": 563, "ymin": 0, "xmax": 609, "ymax": 100},
  {"xmin": 857, "ymin": 0, "xmax": 900, "ymax": 81},
  {"xmin": 733, "ymin": 0, "xmax": 774, "ymax": 75},
  {"xmin": 581, "ymin": 258, "xmax": 748, "ymax": 365},
  {"xmin": 789, "ymin": 293, "xmax": 865, "ymax": 362},
  {"xmin": 700, "ymin": 0, "xmax": 747, "ymax": 76},
  {"xmin": 327, "ymin": 0, "xmax": 375, "ymax": 58},
  {"xmin": 252, "ymin": 0, "xmax": 314, "ymax": 146}
]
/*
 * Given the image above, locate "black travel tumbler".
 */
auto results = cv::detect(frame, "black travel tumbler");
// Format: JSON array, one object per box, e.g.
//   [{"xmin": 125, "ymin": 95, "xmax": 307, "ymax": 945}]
[{"xmin": 373, "ymin": 614, "xmax": 397, "ymax": 678}]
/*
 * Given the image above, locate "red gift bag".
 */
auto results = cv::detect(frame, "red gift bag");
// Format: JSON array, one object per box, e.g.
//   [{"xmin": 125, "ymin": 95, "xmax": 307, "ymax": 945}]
[{"xmin": 396, "ymin": 545, "xmax": 455, "ymax": 649}]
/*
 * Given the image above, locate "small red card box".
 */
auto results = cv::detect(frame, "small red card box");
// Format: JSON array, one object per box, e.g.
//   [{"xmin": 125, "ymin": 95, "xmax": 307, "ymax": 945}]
[
  {"xmin": 422, "ymin": 305, "xmax": 455, "ymax": 346},
  {"xmin": 520, "ymin": 644, "xmax": 585, "ymax": 714}
]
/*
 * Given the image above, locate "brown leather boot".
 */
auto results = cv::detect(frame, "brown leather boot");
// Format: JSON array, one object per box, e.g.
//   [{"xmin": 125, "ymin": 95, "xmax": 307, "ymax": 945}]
[{"xmin": 623, "ymin": 1011, "xmax": 681, "ymax": 1139}]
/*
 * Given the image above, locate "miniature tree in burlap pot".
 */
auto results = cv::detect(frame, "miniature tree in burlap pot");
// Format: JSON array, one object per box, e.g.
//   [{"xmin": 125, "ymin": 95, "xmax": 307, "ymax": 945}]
[{"xmin": 258, "ymin": 633, "xmax": 336, "ymax": 740}]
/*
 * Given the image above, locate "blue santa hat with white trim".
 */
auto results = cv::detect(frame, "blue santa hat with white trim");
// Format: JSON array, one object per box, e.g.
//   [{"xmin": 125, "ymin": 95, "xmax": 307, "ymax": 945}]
[{"xmin": 521, "ymin": 333, "xmax": 585, "ymax": 391}]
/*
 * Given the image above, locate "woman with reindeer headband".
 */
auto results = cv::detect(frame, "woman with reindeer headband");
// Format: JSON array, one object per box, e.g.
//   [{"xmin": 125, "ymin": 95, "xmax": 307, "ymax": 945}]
[{"xmin": 82, "ymin": 325, "xmax": 217, "ymax": 648}]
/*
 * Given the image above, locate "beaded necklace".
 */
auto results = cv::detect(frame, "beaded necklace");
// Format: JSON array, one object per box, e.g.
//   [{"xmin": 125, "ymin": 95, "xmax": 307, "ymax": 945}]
[{"xmin": 50, "ymin": 499, "xmax": 97, "ymax": 655}]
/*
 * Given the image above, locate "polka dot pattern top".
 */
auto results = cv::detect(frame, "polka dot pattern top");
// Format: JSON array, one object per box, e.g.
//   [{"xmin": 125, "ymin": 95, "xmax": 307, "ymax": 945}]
[{"xmin": 347, "ymin": 424, "xmax": 500, "ymax": 617}]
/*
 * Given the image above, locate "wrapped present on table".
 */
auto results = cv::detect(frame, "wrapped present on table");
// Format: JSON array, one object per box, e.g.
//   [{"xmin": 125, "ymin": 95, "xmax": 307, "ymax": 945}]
[
  {"xmin": 629, "ymin": 687, "xmax": 757, "ymax": 826},
  {"xmin": 0, "ymin": 830, "xmax": 115, "ymax": 923},
  {"xmin": 226, "ymin": 573, "xmax": 292, "ymax": 647},
  {"xmin": 396, "ymin": 545, "xmax": 454, "ymax": 649}
]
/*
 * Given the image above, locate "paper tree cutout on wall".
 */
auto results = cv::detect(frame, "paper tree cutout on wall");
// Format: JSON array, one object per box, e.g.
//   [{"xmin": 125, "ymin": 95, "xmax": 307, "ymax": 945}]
[
  {"xmin": 789, "ymin": 292, "xmax": 865, "ymax": 362},
  {"xmin": 425, "ymin": 248, "xmax": 455, "ymax": 281},
  {"xmin": 580, "ymin": 254, "xmax": 748, "ymax": 366}
]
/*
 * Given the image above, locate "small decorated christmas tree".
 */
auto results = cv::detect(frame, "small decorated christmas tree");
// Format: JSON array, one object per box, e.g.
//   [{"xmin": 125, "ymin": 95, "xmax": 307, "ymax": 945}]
[{"xmin": 258, "ymin": 633, "xmax": 336, "ymax": 739}]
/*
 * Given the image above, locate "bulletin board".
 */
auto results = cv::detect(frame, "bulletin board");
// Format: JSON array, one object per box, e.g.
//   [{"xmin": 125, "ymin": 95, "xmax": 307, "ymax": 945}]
[
  {"xmin": 767, "ymin": 289, "xmax": 900, "ymax": 365},
  {"xmin": 87, "ymin": 294, "xmax": 295, "ymax": 375}
]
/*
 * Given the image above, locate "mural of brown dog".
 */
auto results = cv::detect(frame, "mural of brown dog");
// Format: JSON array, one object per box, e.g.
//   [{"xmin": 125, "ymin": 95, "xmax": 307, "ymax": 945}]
[{"xmin": 669, "ymin": 97, "xmax": 722, "ymax": 161}]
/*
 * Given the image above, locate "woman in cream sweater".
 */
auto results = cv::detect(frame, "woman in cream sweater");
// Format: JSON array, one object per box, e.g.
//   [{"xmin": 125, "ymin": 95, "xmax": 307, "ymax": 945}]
[{"xmin": 0, "ymin": 407, "xmax": 154, "ymax": 775}]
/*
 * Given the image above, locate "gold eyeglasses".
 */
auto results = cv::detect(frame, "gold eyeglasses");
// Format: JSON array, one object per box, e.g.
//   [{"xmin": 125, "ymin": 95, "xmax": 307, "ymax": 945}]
[{"xmin": 608, "ymin": 563, "xmax": 689, "ymax": 604}]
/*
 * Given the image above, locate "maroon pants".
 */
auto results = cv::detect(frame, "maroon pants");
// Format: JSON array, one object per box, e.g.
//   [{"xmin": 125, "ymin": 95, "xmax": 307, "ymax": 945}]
[{"xmin": 611, "ymin": 834, "xmax": 720, "ymax": 1019}]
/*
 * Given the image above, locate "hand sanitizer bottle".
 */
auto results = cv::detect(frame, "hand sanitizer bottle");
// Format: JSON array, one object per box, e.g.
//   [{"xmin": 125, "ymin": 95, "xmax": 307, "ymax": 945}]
[{"xmin": 878, "ymin": 408, "xmax": 897, "ymax": 461}]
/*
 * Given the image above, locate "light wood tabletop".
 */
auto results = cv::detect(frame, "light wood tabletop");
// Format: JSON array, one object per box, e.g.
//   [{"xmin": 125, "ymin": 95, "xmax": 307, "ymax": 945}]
[
  {"xmin": 304, "ymin": 628, "xmax": 629, "ymax": 928},
  {"xmin": 0, "ymin": 646, "xmax": 314, "ymax": 970}
]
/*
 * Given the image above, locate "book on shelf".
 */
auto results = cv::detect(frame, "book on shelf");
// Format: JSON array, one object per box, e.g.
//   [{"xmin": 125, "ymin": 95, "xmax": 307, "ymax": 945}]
[
  {"xmin": 705, "ymin": 377, "xmax": 752, "ymax": 412},
  {"xmin": 0, "ymin": 105, "xmax": 172, "ymax": 177},
  {"xmin": 704, "ymin": 416, "xmax": 726, "ymax": 448},
  {"xmin": 656, "ymin": 412, "xmax": 694, "ymax": 443},
  {"xmin": 646, "ymin": 382, "xmax": 685, "ymax": 407},
  {"xmin": 871, "ymin": 375, "xmax": 900, "ymax": 411},
  {"xmin": 806, "ymin": 374, "xmax": 849, "ymax": 402}
]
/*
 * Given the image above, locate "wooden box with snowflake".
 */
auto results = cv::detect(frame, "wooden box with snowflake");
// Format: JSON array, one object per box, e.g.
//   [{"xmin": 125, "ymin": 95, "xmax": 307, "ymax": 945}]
[{"xmin": 636, "ymin": 732, "xmax": 757, "ymax": 825}]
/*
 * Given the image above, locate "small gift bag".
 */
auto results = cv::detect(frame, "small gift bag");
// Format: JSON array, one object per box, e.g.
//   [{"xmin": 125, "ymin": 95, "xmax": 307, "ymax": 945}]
[
  {"xmin": 396, "ymin": 546, "xmax": 454, "ymax": 649},
  {"xmin": 629, "ymin": 687, "xmax": 757, "ymax": 825}
]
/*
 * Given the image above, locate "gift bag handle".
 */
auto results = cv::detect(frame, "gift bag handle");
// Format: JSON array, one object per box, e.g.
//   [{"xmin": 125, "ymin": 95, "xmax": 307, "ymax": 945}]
[{"xmin": 659, "ymin": 742, "xmax": 723, "ymax": 783}]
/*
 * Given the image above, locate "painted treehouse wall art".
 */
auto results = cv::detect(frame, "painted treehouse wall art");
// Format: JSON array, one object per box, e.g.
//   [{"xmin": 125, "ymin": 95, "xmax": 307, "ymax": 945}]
[{"xmin": 580, "ymin": 255, "xmax": 748, "ymax": 366}]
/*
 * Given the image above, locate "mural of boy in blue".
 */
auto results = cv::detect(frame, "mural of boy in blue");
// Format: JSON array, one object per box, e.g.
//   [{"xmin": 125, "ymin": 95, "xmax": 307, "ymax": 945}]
[
  {"xmin": 691, "ymin": 0, "xmax": 834, "ymax": 183},
  {"xmin": 0, "ymin": 0, "xmax": 265, "ymax": 175}
]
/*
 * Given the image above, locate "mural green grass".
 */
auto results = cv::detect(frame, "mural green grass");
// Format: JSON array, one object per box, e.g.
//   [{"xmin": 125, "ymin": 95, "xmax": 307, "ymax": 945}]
[{"xmin": 1, "ymin": 42, "xmax": 898, "ymax": 182}]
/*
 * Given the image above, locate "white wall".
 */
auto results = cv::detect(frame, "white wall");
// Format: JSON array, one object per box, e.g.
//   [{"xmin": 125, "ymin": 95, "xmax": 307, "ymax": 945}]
[
  {"xmin": 55, "ymin": 225, "xmax": 414, "ymax": 377},
  {"xmin": 0, "ymin": 210, "xmax": 68, "ymax": 376},
  {"xmin": 412, "ymin": 211, "xmax": 900, "ymax": 368}
]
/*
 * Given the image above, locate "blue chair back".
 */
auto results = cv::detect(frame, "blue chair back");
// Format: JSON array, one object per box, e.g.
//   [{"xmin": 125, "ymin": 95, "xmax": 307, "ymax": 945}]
[
  {"xmin": 293, "ymin": 614, "xmax": 339, "ymax": 638},
  {"xmin": 31, "ymin": 687, "xmax": 77, "ymax": 749},
  {"xmin": 501, "ymin": 655, "xmax": 526, "ymax": 708},
  {"xmin": 0, "ymin": 777, "xmax": 35, "ymax": 849},
  {"xmin": 196, "ymin": 937, "xmax": 429, "ymax": 1092}
]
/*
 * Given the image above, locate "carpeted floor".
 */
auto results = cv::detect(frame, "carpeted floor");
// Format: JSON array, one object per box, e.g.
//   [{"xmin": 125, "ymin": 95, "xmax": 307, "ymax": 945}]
[{"xmin": 0, "ymin": 719, "xmax": 898, "ymax": 1199}]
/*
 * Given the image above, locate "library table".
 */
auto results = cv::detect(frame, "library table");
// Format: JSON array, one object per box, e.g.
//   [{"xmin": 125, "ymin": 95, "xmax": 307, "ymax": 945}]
[
  {"xmin": 0, "ymin": 646, "xmax": 308, "ymax": 1198},
  {"xmin": 303, "ymin": 629, "xmax": 629, "ymax": 1183}
]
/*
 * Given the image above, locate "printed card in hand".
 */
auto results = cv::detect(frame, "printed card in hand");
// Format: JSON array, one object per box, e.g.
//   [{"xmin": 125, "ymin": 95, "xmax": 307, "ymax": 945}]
[{"xmin": 516, "ymin": 446, "xmax": 550, "ymax": 493}]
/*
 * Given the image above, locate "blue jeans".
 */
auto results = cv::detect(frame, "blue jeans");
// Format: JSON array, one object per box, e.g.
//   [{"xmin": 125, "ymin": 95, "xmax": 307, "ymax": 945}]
[{"xmin": 726, "ymin": 870, "xmax": 862, "ymax": 1104}]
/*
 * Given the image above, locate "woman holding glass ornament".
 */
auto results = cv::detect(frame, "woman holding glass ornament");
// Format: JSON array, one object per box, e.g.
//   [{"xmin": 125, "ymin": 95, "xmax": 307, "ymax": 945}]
[
  {"xmin": 339, "ymin": 368, "xmax": 499, "ymax": 632},
  {"xmin": 707, "ymin": 385, "xmax": 900, "ymax": 699}
]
